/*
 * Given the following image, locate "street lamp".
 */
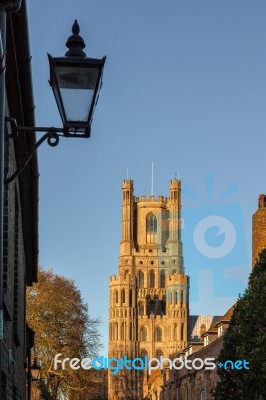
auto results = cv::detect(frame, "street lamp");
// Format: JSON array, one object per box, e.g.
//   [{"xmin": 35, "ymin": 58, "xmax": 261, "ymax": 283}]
[
  {"xmin": 48, "ymin": 19, "xmax": 105, "ymax": 136},
  {"xmin": 30, "ymin": 358, "xmax": 41, "ymax": 382},
  {"xmin": 5, "ymin": 20, "xmax": 106, "ymax": 184}
]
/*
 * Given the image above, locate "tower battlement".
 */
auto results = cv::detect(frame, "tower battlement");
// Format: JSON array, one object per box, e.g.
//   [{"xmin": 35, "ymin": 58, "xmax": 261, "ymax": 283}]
[{"xmin": 136, "ymin": 195, "xmax": 168, "ymax": 204}]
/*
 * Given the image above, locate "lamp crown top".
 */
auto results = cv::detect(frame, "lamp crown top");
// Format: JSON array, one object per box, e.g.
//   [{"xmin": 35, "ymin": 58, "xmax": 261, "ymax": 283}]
[{"xmin": 65, "ymin": 19, "xmax": 87, "ymax": 58}]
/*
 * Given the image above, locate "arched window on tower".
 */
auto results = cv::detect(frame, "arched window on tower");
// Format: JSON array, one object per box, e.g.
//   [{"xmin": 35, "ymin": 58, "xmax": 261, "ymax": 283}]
[
  {"xmin": 146, "ymin": 213, "xmax": 157, "ymax": 233},
  {"xmin": 121, "ymin": 322, "xmax": 125, "ymax": 340},
  {"xmin": 173, "ymin": 323, "xmax": 178, "ymax": 341},
  {"xmin": 114, "ymin": 323, "xmax": 118, "ymax": 340},
  {"xmin": 174, "ymin": 291, "xmax": 178, "ymax": 303},
  {"xmin": 181, "ymin": 323, "xmax": 184, "ymax": 341},
  {"xmin": 155, "ymin": 349, "xmax": 163, "ymax": 358},
  {"xmin": 149, "ymin": 300, "xmax": 155, "ymax": 315},
  {"xmin": 130, "ymin": 322, "xmax": 134, "ymax": 340},
  {"xmin": 138, "ymin": 302, "xmax": 144, "ymax": 316},
  {"xmin": 138, "ymin": 270, "xmax": 144, "ymax": 288},
  {"xmin": 140, "ymin": 326, "xmax": 147, "ymax": 341},
  {"xmin": 160, "ymin": 270, "xmax": 165, "ymax": 288},
  {"xmin": 121, "ymin": 289, "xmax": 126, "ymax": 304},
  {"xmin": 109, "ymin": 323, "xmax": 112, "ymax": 341},
  {"xmin": 140, "ymin": 349, "xmax": 148, "ymax": 359},
  {"xmin": 155, "ymin": 326, "xmax": 162, "ymax": 342},
  {"xmin": 114, "ymin": 290, "xmax": 118, "ymax": 305},
  {"xmin": 149, "ymin": 271, "xmax": 155, "ymax": 288},
  {"xmin": 168, "ymin": 291, "xmax": 173, "ymax": 304},
  {"xmin": 180, "ymin": 290, "xmax": 183, "ymax": 305},
  {"xmin": 146, "ymin": 213, "xmax": 157, "ymax": 243},
  {"xmin": 129, "ymin": 289, "xmax": 133, "ymax": 307}
]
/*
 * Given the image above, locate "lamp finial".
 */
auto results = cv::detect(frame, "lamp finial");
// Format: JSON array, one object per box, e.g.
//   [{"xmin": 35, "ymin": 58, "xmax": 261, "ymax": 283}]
[
  {"xmin": 72, "ymin": 20, "xmax": 80, "ymax": 35},
  {"xmin": 65, "ymin": 20, "xmax": 86, "ymax": 57}
]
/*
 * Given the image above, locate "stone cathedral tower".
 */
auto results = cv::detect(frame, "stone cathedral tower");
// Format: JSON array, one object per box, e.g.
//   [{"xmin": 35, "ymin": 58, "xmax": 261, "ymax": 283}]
[{"xmin": 108, "ymin": 179, "xmax": 189, "ymax": 399}]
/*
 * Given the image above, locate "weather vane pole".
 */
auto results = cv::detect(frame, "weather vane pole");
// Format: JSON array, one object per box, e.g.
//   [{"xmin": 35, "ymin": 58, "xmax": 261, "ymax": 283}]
[{"xmin": 151, "ymin": 162, "xmax": 154, "ymax": 196}]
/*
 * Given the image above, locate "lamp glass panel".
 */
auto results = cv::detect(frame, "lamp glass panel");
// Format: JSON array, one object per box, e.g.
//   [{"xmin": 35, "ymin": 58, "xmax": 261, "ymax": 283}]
[
  {"xmin": 31, "ymin": 367, "xmax": 40, "ymax": 380},
  {"xmin": 55, "ymin": 65, "xmax": 99, "ymax": 122}
]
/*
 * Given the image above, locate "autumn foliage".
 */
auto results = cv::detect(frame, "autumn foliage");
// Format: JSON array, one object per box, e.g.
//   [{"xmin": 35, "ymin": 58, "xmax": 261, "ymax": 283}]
[{"xmin": 27, "ymin": 268, "xmax": 101, "ymax": 400}]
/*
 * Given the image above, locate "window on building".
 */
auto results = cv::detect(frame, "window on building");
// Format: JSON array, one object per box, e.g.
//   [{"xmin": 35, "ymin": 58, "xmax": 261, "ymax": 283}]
[
  {"xmin": 114, "ymin": 323, "xmax": 118, "ymax": 340},
  {"xmin": 114, "ymin": 290, "xmax": 118, "ymax": 304},
  {"xmin": 138, "ymin": 302, "xmax": 144, "ymax": 316},
  {"xmin": 200, "ymin": 391, "xmax": 205, "ymax": 400},
  {"xmin": 146, "ymin": 213, "xmax": 157, "ymax": 233},
  {"xmin": 171, "ymin": 190, "xmax": 178, "ymax": 200},
  {"xmin": 121, "ymin": 289, "xmax": 125, "ymax": 304},
  {"xmin": 140, "ymin": 326, "xmax": 147, "ymax": 341},
  {"xmin": 121, "ymin": 322, "xmax": 125, "ymax": 340},
  {"xmin": 146, "ymin": 213, "xmax": 157, "ymax": 243},
  {"xmin": 129, "ymin": 289, "xmax": 133, "ymax": 307},
  {"xmin": 200, "ymin": 324, "xmax": 206, "ymax": 337},
  {"xmin": 129, "ymin": 322, "xmax": 134, "ymax": 340},
  {"xmin": 181, "ymin": 323, "xmax": 184, "ymax": 341},
  {"xmin": 173, "ymin": 324, "xmax": 178, "ymax": 341},
  {"xmin": 123, "ymin": 190, "xmax": 130, "ymax": 202},
  {"xmin": 155, "ymin": 326, "xmax": 162, "ymax": 342},
  {"xmin": 174, "ymin": 291, "xmax": 178, "ymax": 303},
  {"xmin": 138, "ymin": 270, "xmax": 144, "ymax": 288},
  {"xmin": 168, "ymin": 291, "xmax": 173, "ymax": 303},
  {"xmin": 141, "ymin": 349, "xmax": 148, "ymax": 359},
  {"xmin": 149, "ymin": 300, "xmax": 155, "ymax": 315},
  {"xmin": 160, "ymin": 299, "xmax": 166, "ymax": 315},
  {"xmin": 156, "ymin": 349, "xmax": 163, "ymax": 358},
  {"xmin": 160, "ymin": 270, "xmax": 165, "ymax": 288},
  {"xmin": 149, "ymin": 271, "xmax": 155, "ymax": 288},
  {"xmin": 180, "ymin": 290, "xmax": 183, "ymax": 304}
]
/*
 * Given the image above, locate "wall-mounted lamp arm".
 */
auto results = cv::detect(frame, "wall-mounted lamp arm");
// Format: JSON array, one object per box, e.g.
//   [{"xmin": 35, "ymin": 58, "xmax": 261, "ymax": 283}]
[{"xmin": 5, "ymin": 117, "xmax": 89, "ymax": 184}]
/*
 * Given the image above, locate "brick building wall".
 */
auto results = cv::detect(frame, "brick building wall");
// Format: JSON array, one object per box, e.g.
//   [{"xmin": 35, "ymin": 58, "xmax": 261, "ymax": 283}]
[
  {"xmin": 0, "ymin": 1, "xmax": 39, "ymax": 399},
  {"xmin": 252, "ymin": 194, "xmax": 266, "ymax": 268},
  {"xmin": 1, "ymin": 138, "xmax": 28, "ymax": 399}
]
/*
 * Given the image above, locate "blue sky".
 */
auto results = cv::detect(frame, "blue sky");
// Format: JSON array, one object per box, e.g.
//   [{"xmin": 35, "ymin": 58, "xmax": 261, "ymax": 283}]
[{"xmin": 28, "ymin": 0, "xmax": 266, "ymax": 356}]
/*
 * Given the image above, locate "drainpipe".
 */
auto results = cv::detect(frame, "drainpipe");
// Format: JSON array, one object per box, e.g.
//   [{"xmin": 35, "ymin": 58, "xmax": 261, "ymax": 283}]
[{"xmin": 0, "ymin": 0, "xmax": 22, "ymax": 394}]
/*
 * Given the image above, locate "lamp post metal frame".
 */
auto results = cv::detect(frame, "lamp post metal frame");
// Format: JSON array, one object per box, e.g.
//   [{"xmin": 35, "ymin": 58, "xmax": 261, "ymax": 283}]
[
  {"xmin": 4, "ymin": 20, "xmax": 106, "ymax": 185},
  {"xmin": 4, "ymin": 117, "xmax": 94, "ymax": 184}
]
